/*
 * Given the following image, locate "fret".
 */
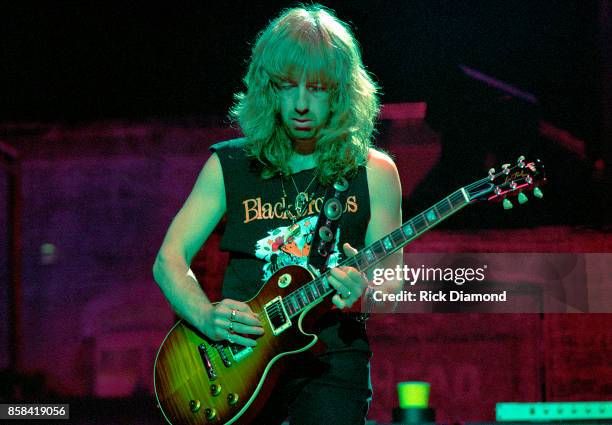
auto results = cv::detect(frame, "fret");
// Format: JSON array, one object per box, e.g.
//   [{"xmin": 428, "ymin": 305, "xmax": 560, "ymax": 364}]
[
  {"xmin": 287, "ymin": 293, "xmax": 300, "ymax": 311},
  {"xmin": 314, "ymin": 279, "xmax": 325, "ymax": 295},
  {"xmin": 303, "ymin": 286, "xmax": 314, "ymax": 303},
  {"xmin": 321, "ymin": 277, "xmax": 330, "ymax": 293},
  {"xmin": 364, "ymin": 248, "xmax": 376, "ymax": 263},
  {"xmin": 300, "ymin": 288, "xmax": 309, "ymax": 304},
  {"xmin": 303, "ymin": 285, "xmax": 312, "ymax": 301},
  {"xmin": 449, "ymin": 191, "xmax": 465, "ymax": 209},
  {"xmin": 371, "ymin": 241, "xmax": 386, "ymax": 258},
  {"xmin": 344, "ymin": 257, "xmax": 358, "ymax": 269},
  {"xmin": 297, "ymin": 290, "xmax": 307, "ymax": 308},
  {"xmin": 437, "ymin": 196, "xmax": 453, "ymax": 217},
  {"xmin": 401, "ymin": 222, "xmax": 415, "ymax": 239},
  {"xmin": 306, "ymin": 285, "xmax": 316, "ymax": 302},
  {"xmin": 321, "ymin": 276, "xmax": 331, "ymax": 291},
  {"xmin": 382, "ymin": 235, "xmax": 394, "ymax": 251},
  {"xmin": 425, "ymin": 208, "xmax": 439, "ymax": 223},
  {"xmin": 411, "ymin": 215, "xmax": 427, "ymax": 233},
  {"xmin": 309, "ymin": 283, "xmax": 320, "ymax": 298},
  {"xmin": 308, "ymin": 282, "xmax": 318, "ymax": 298},
  {"xmin": 355, "ymin": 253, "xmax": 369, "ymax": 270},
  {"xmin": 391, "ymin": 229, "xmax": 406, "ymax": 245},
  {"xmin": 285, "ymin": 299, "xmax": 295, "ymax": 316}
]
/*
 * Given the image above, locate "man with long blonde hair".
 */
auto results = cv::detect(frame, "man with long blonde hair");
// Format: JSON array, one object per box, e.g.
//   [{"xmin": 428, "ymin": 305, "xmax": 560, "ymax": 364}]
[{"xmin": 154, "ymin": 4, "xmax": 402, "ymax": 423}]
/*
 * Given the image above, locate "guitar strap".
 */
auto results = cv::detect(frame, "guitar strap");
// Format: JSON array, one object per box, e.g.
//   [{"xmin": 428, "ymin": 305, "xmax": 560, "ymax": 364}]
[
  {"xmin": 307, "ymin": 176, "xmax": 350, "ymax": 274},
  {"xmin": 306, "ymin": 176, "xmax": 371, "ymax": 323}
]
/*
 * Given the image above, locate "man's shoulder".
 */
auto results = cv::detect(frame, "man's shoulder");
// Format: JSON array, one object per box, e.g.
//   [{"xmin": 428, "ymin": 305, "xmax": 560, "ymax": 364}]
[
  {"xmin": 366, "ymin": 147, "xmax": 397, "ymax": 173},
  {"xmin": 210, "ymin": 137, "xmax": 252, "ymax": 164},
  {"xmin": 210, "ymin": 137, "xmax": 248, "ymax": 154},
  {"xmin": 365, "ymin": 147, "xmax": 402, "ymax": 209}
]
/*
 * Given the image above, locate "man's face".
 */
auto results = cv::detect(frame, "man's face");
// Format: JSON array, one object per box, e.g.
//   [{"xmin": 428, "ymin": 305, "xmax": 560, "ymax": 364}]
[{"xmin": 277, "ymin": 74, "xmax": 331, "ymax": 145}]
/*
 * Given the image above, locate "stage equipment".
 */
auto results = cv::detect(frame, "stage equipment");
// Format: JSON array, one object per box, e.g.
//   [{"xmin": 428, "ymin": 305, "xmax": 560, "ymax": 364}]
[
  {"xmin": 497, "ymin": 401, "xmax": 612, "ymax": 422},
  {"xmin": 392, "ymin": 381, "xmax": 435, "ymax": 424}
]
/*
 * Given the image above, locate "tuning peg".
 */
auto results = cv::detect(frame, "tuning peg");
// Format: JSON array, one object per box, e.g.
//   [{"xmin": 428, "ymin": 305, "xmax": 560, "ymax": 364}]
[
  {"xmin": 502, "ymin": 164, "xmax": 511, "ymax": 174},
  {"xmin": 503, "ymin": 199, "xmax": 513, "ymax": 209},
  {"xmin": 518, "ymin": 192, "xmax": 528, "ymax": 204},
  {"xmin": 533, "ymin": 187, "xmax": 543, "ymax": 198},
  {"xmin": 517, "ymin": 155, "xmax": 526, "ymax": 168},
  {"xmin": 488, "ymin": 168, "xmax": 496, "ymax": 180}
]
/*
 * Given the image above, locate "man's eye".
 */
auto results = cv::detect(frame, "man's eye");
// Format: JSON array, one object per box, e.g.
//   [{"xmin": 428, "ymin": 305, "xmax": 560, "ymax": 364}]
[
  {"xmin": 308, "ymin": 86, "xmax": 326, "ymax": 92},
  {"xmin": 278, "ymin": 83, "xmax": 296, "ymax": 90}
]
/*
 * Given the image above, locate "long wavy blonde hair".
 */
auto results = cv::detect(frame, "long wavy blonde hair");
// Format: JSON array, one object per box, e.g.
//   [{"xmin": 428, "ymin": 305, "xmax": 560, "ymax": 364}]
[{"xmin": 229, "ymin": 4, "xmax": 380, "ymax": 185}]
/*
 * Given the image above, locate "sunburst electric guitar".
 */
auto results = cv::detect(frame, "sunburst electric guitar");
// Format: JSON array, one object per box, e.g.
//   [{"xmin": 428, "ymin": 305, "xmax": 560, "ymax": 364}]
[{"xmin": 154, "ymin": 156, "xmax": 545, "ymax": 424}]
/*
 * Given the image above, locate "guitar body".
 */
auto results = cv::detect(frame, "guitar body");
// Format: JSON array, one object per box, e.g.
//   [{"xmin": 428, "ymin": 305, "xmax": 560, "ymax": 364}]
[{"xmin": 154, "ymin": 265, "xmax": 320, "ymax": 425}]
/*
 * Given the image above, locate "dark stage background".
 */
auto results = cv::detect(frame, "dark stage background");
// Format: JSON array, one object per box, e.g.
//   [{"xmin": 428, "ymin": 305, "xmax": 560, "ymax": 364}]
[{"xmin": 1, "ymin": 1, "xmax": 611, "ymax": 424}]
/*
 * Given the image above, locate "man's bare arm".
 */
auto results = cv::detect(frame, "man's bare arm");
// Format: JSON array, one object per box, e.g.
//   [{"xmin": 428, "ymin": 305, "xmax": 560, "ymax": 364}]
[
  {"xmin": 153, "ymin": 153, "xmax": 262, "ymax": 346},
  {"xmin": 365, "ymin": 149, "xmax": 404, "ymax": 306}
]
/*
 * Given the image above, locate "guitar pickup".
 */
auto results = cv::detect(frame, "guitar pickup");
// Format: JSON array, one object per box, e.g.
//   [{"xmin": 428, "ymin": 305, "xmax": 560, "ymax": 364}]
[
  {"xmin": 264, "ymin": 296, "xmax": 291, "ymax": 336},
  {"xmin": 198, "ymin": 343, "xmax": 217, "ymax": 381}
]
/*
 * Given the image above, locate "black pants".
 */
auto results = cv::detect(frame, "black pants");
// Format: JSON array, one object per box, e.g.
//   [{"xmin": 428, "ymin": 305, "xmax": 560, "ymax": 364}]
[{"xmin": 252, "ymin": 349, "xmax": 372, "ymax": 425}]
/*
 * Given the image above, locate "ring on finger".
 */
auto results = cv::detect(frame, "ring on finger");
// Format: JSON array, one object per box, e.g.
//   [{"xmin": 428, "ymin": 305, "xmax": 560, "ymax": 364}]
[
  {"xmin": 226, "ymin": 331, "xmax": 234, "ymax": 344},
  {"xmin": 229, "ymin": 321, "xmax": 234, "ymax": 332},
  {"xmin": 230, "ymin": 308, "xmax": 237, "ymax": 321},
  {"xmin": 341, "ymin": 290, "xmax": 351, "ymax": 300}
]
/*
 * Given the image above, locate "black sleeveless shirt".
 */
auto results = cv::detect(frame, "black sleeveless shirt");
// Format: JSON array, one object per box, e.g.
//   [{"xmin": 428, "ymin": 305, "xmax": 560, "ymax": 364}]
[
  {"xmin": 210, "ymin": 139, "xmax": 373, "ymax": 360},
  {"xmin": 210, "ymin": 138, "xmax": 371, "ymax": 302}
]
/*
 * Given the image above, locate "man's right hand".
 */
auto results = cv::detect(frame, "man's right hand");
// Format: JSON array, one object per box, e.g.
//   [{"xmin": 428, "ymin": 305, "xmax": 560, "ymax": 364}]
[{"xmin": 199, "ymin": 299, "xmax": 264, "ymax": 347}]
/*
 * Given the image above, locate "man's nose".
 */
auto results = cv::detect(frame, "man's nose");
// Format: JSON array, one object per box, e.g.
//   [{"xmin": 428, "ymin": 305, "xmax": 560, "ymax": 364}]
[{"xmin": 294, "ymin": 86, "xmax": 309, "ymax": 114}]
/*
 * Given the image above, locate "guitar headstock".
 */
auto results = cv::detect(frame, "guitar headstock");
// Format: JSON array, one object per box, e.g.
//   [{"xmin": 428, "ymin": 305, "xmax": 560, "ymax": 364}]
[{"xmin": 466, "ymin": 156, "xmax": 546, "ymax": 208}]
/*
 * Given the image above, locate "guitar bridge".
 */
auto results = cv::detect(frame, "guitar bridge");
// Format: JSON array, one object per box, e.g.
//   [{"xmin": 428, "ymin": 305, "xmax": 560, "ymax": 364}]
[
  {"xmin": 198, "ymin": 343, "xmax": 217, "ymax": 381},
  {"xmin": 213, "ymin": 343, "xmax": 232, "ymax": 368},
  {"xmin": 264, "ymin": 296, "xmax": 291, "ymax": 336}
]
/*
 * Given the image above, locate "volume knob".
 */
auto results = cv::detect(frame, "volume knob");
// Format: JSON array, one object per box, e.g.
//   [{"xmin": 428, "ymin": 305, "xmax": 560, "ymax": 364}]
[
  {"xmin": 204, "ymin": 408, "xmax": 217, "ymax": 420},
  {"xmin": 227, "ymin": 393, "xmax": 239, "ymax": 406},
  {"xmin": 189, "ymin": 400, "xmax": 201, "ymax": 413},
  {"xmin": 210, "ymin": 384, "xmax": 222, "ymax": 396}
]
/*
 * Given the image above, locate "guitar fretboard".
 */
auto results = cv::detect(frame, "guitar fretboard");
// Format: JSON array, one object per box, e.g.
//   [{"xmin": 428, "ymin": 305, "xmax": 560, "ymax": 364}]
[{"xmin": 281, "ymin": 187, "xmax": 471, "ymax": 317}]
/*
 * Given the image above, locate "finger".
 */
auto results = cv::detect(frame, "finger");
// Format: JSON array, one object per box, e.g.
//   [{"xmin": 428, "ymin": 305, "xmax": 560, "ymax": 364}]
[
  {"xmin": 224, "ymin": 331, "xmax": 258, "ymax": 347},
  {"xmin": 334, "ymin": 267, "xmax": 368, "ymax": 298},
  {"xmin": 328, "ymin": 275, "xmax": 356, "ymax": 307},
  {"xmin": 330, "ymin": 268, "xmax": 364, "ymax": 297},
  {"xmin": 332, "ymin": 293, "xmax": 350, "ymax": 309},
  {"xmin": 329, "ymin": 267, "xmax": 349, "ymax": 283},
  {"xmin": 216, "ymin": 311, "xmax": 262, "ymax": 330},
  {"xmin": 326, "ymin": 273, "xmax": 349, "ymax": 297},
  {"xmin": 228, "ymin": 321, "xmax": 265, "ymax": 336},
  {"xmin": 342, "ymin": 242, "xmax": 359, "ymax": 258},
  {"xmin": 345, "ymin": 268, "xmax": 368, "ymax": 288},
  {"xmin": 231, "ymin": 310, "xmax": 263, "ymax": 327},
  {"xmin": 220, "ymin": 300, "xmax": 262, "ymax": 324},
  {"xmin": 230, "ymin": 300, "xmax": 256, "ymax": 314}
]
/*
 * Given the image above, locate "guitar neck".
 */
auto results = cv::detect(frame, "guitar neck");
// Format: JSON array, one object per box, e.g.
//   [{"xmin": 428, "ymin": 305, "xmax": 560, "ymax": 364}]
[{"xmin": 281, "ymin": 187, "xmax": 472, "ymax": 317}]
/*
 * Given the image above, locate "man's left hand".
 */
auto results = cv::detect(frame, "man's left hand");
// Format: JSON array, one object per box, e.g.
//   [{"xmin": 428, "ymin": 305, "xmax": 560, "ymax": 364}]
[{"xmin": 327, "ymin": 243, "xmax": 368, "ymax": 309}]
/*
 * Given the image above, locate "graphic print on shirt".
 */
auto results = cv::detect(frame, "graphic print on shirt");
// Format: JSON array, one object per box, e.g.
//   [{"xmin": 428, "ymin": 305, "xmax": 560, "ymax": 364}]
[{"xmin": 255, "ymin": 215, "xmax": 340, "ymax": 282}]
